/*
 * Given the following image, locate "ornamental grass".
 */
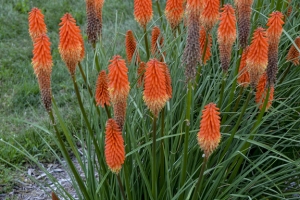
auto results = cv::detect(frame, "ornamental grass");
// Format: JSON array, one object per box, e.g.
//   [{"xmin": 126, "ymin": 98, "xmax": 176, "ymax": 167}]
[{"xmin": 4, "ymin": 1, "xmax": 300, "ymax": 200}]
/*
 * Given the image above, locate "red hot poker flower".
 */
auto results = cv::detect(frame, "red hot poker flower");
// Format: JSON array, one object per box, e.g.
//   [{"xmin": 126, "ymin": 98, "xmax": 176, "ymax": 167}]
[
  {"xmin": 28, "ymin": 7, "xmax": 47, "ymax": 41},
  {"xmin": 287, "ymin": 37, "xmax": 300, "ymax": 66},
  {"xmin": 143, "ymin": 59, "xmax": 169, "ymax": 117},
  {"xmin": 58, "ymin": 13, "xmax": 84, "ymax": 76},
  {"xmin": 217, "ymin": 4, "xmax": 237, "ymax": 72},
  {"xmin": 151, "ymin": 26, "xmax": 164, "ymax": 61},
  {"xmin": 134, "ymin": 0, "xmax": 153, "ymax": 29},
  {"xmin": 255, "ymin": 73, "xmax": 274, "ymax": 111},
  {"xmin": 165, "ymin": 0, "xmax": 185, "ymax": 29},
  {"xmin": 197, "ymin": 103, "xmax": 221, "ymax": 158},
  {"xmin": 237, "ymin": 47, "xmax": 250, "ymax": 87},
  {"xmin": 267, "ymin": 11, "xmax": 284, "ymax": 44},
  {"xmin": 32, "ymin": 34, "xmax": 53, "ymax": 112},
  {"xmin": 199, "ymin": 27, "xmax": 212, "ymax": 65},
  {"xmin": 108, "ymin": 55, "xmax": 130, "ymax": 104},
  {"xmin": 105, "ymin": 119, "xmax": 125, "ymax": 174},
  {"xmin": 125, "ymin": 30, "xmax": 140, "ymax": 65},
  {"xmin": 201, "ymin": 0, "xmax": 220, "ymax": 31},
  {"xmin": 95, "ymin": 70, "xmax": 110, "ymax": 108},
  {"xmin": 246, "ymin": 27, "xmax": 269, "ymax": 86}
]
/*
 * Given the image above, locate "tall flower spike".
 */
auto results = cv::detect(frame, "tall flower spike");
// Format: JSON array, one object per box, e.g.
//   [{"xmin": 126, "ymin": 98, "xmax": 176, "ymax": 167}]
[
  {"xmin": 151, "ymin": 26, "xmax": 164, "ymax": 61},
  {"xmin": 134, "ymin": 0, "xmax": 153, "ymax": 29},
  {"xmin": 59, "ymin": 13, "xmax": 83, "ymax": 76},
  {"xmin": 237, "ymin": 46, "xmax": 250, "ymax": 87},
  {"xmin": 182, "ymin": 5, "xmax": 200, "ymax": 81},
  {"xmin": 186, "ymin": 0, "xmax": 203, "ymax": 14},
  {"xmin": 28, "ymin": 7, "xmax": 47, "ymax": 41},
  {"xmin": 201, "ymin": 0, "xmax": 220, "ymax": 31},
  {"xmin": 144, "ymin": 59, "xmax": 169, "ymax": 117},
  {"xmin": 287, "ymin": 37, "xmax": 300, "ymax": 66},
  {"xmin": 197, "ymin": 103, "xmax": 221, "ymax": 158},
  {"xmin": 235, "ymin": 0, "xmax": 253, "ymax": 48},
  {"xmin": 266, "ymin": 11, "xmax": 284, "ymax": 87},
  {"xmin": 32, "ymin": 34, "xmax": 53, "ymax": 112},
  {"xmin": 199, "ymin": 27, "xmax": 212, "ymax": 65},
  {"xmin": 125, "ymin": 30, "xmax": 140, "ymax": 65},
  {"xmin": 217, "ymin": 4, "xmax": 237, "ymax": 72},
  {"xmin": 246, "ymin": 27, "xmax": 269, "ymax": 86},
  {"xmin": 137, "ymin": 62, "xmax": 146, "ymax": 88},
  {"xmin": 108, "ymin": 55, "xmax": 130, "ymax": 104},
  {"xmin": 162, "ymin": 63, "xmax": 172, "ymax": 99},
  {"xmin": 255, "ymin": 73, "xmax": 274, "ymax": 111},
  {"xmin": 86, "ymin": 0, "xmax": 101, "ymax": 45},
  {"xmin": 105, "ymin": 119, "xmax": 125, "ymax": 174},
  {"xmin": 95, "ymin": 70, "xmax": 110, "ymax": 108},
  {"xmin": 165, "ymin": 0, "xmax": 185, "ymax": 29}
]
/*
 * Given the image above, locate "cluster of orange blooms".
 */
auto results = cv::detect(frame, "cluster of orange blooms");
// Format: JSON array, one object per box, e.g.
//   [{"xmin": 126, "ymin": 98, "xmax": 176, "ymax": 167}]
[{"xmin": 28, "ymin": 0, "xmax": 299, "ymax": 177}]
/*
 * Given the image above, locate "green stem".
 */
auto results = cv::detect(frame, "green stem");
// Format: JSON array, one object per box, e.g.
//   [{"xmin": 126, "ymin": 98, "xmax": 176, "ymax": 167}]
[
  {"xmin": 228, "ymin": 88, "xmax": 270, "ymax": 183},
  {"xmin": 155, "ymin": 0, "xmax": 163, "ymax": 25},
  {"xmin": 221, "ymin": 48, "xmax": 243, "ymax": 123},
  {"xmin": 123, "ymin": 163, "xmax": 133, "ymax": 200},
  {"xmin": 92, "ymin": 43, "xmax": 101, "ymax": 72},
  {"xmin": 159, "ymin": 108, "xmax": 165, "ymax": 191},
  {"xmin": 278, "ymin": 63, "xmax": 291, "ymax": 84},
  {"xmin": 218, "ymin": 73, "xmax": 226, "ymax": 109},
  {"xmin": 152, "ymin": 116, "xmax": 157, "ymax": 199},
  {"xmin": 71, "ymin": 76, "xmax": 107, "ymax": 175},
  {"xmin": 48, "ymin": 109, "xmax": 91, "ymax": 200},
  {"xmin": 221, "ymin": 0, "xmax": 224, "ymax": 7},
  {"xmin": 117, "ymin": 174, "xmax": 127, "ymax": 200},
  {"xmin": 144, "ymin": 28, "xmax": 150, "ymax": 60},
  {"xmin": 179, "ymin": 81, "xmax": 193, "ymax": 200},
  {"xmin": 221, "ymin": 89, "xmax": 252, "ymax": 160},
  {"xmin": 191, "ymin": 157, "xmax": 208, "ymax": 200},
  {"xmin": 232, "ymin": 87, "xmax": 244, "ymax": 113},
  {"xmin": 104, "ymin": 104, "xmax": 112, "ymax": 119},
  {"xmin": 78, "ymin": 62, "xmax": 101, "ymax": 116}
]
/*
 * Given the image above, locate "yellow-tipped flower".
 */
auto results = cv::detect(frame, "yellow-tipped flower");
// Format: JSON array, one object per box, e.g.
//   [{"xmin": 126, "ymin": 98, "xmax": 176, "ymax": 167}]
[
  {"xmin": 197, "ymin": 103, "xmax": 221, "ymax": 157},
  {"xmin": 32, "ymin": 34, "xmax": 53, "ymax": 112}
]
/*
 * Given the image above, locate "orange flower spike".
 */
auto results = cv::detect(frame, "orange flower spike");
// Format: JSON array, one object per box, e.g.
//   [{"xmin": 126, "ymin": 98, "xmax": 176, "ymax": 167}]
[
  {"xmin": 105, "ymin": 119, "xmax": 125, "ymax": 174},
  {"xmin": 162, "ymin": 63, "xmax": 172, "ymax": 99},
  {"xmin": 199, "ymin": 28, "xmax": 212, "ymax": 65},
  {"xmin": 28, "ymin": 7, "xmax": 47, "ymax": 41},
  {"xmin": 151, "ymin": 26, "xmax": 164, "ymax": 59},
  {"xmin": 255, "ymin": 73, "xmax": 274, "ymax": 111},
  {"xmin": 246, "ymin": 27, "xmax": 269, "ymax": 86},
  {"xmin": 287, "ymin": 37, "xmax": 300, "ymax": 66},
  {"xmin": 217, "ymin": 4, "xmax": 237, "ymax": 72},
  {"xmin": 197, "ymin": 103, "xmax": 221, "ymax": 157},
  {"xmin": 134, "ymin": 0, "xmax": 153, "ymax": 29},
  {"xmin": 201, "ymin": 0, "xmax": 220, "ymax": 31},
  {"xmin": 267, "ymin": 11, "xmax": 284, "ymax": 44},
  {"xmin": 95, "ymin": 70, "xmax": 110, "ymax": 108},
  {"xmin": 137, "ymin": 62, "xmax": 146, "ymax": 88},
  {"xmin": 143, "ymin": 59, "xmax": 169, "ymax": 117},
  {"xmin": 218, "ymin": 4, "xmax": 236, "ymax": 46},
  {"xmin": 237, "ymin": 47, "xmax": 250, "ymax": 87},
  {"xmin": 125, "ymin": 30, "xmax": 140, "ymax": 65},
  {"xmin": 32, "ymin": 34, "xmax": 53, "ymax": 112},
  {"xmin": 108, "ymin": 55, "xmax": 130, "ymax": 104},
  {"xmin": 165, "ymin": 0, "xmax": 185, "ymax": 29},
  {"xmin": 58, "ymin": 13, "xmax": 83, "ymax": 76}
]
